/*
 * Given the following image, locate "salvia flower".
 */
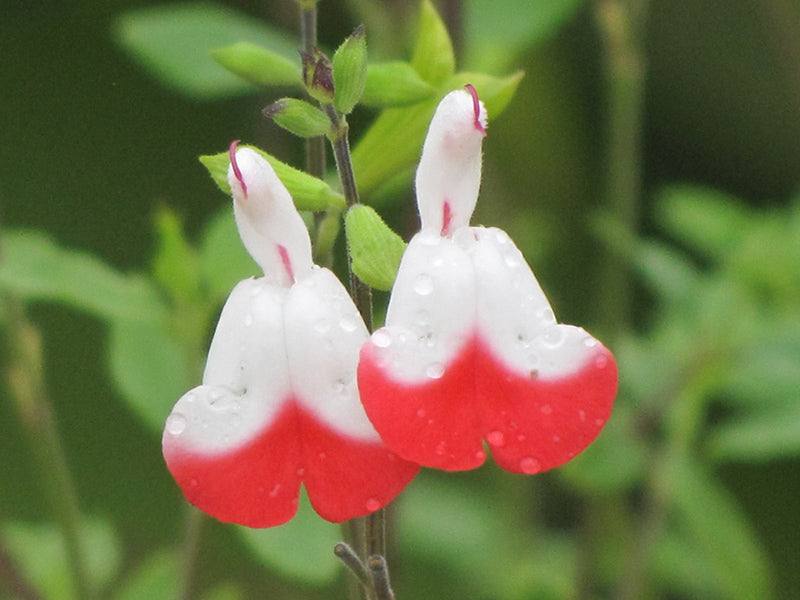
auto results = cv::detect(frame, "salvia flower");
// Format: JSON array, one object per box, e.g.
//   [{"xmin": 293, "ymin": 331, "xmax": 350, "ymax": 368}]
[
  {"xmin": 358, "ymin": 86, "xmax": 618, "ymax": 474},
  {"xmin": 162, "ymin": 144, "xmax": 418, "ymax": 528}
]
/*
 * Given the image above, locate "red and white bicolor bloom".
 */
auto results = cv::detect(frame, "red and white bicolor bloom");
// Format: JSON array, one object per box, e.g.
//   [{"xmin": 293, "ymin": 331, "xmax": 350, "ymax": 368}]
[
  {"xmin": 358, "ymin": 86, "xmax": 618, "ymax": 474},
  {"xmin": 162, "ymin": 143, "xmax": 418, "ymax": 528}
]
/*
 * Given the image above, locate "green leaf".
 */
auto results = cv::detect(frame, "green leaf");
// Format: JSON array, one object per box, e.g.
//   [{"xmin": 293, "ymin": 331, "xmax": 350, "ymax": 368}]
[
  {"xmin": 656, "ymin": 457, "xmax": 772, "ymax": 599},
  {"xmin": 707, "ymin": 404, "xmax": 800, "ymax": 462},
  {"xmin": 464, "ymin": 0, "xmax": 585, "ymax": 71},
  {"xmin": 411, "ymin": 0, "xmax": 456, "ymax": 85},
  {"xmin": 210, "ymin": 42, "xmax": 300, "ymax": 88},
  {"xmin": 199, "ymin": 146, "xmax": 345, "ymax": 210},
  {"xmin": 0, "ymin": 230, "xmax": 165, "ymax": 323},
  {"xmin": 113, "ymin": 550, "xmax": 180, "ymax": 600},
  {"xmin": 200, "ymin": 207, "xmax": 260, "ymax": 303},
  {"xmin": 345, "ymin": 205, "xmax": 406, "ymax": 290},
  {"xmin": 361, "ymin": 62, "xmax": 436, "ymax": 108},
  {"xmin": 351, "ymin": 71, "xmax": 523, "ymax": 204},
  {"xmin": 235, "ymin": 490, "xmax": 340, "ymax": 584},
  {"xmin": 108, "ymin": 319, "xmax": 191, "ymax": 432},
  {"xmin": 152, "ymin": 206, "xmax": 202, "ymax": 305},
  {"xmin": 332, "ymin": 25, "xmax": 368, "ymax": 114},
  {"xmin": 264, "ymin": 98, "xmax": 331, "ymax": 138},
  {"xmin": 2, "ymin": 518, "xmax": 121, "ymax": 600},
  {"xmin": 113, "ymin": 3, "xmax": 298, "ymax": 99}
]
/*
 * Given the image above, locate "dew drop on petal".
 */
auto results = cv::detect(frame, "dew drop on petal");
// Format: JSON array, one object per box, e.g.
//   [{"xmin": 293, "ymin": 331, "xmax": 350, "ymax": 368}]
[
  {"xmin": 414, "ymin": 273, "xmax": 435, "ymax": 296},
  {"xmin": 595, "ymin": 418, "xmax": 605, "ymax": 427},
  {"xmin": 475, "ymin": 450, "xmax": 486, "ymax": 461},
  {"xmin": 372, "ymin": 330, "xmax": 392, "ymax": 348},
  {"xmin": 595, "ymin": 354, "xmax": 609, "ymax": 369},
  {"xmin": 552, "ymin": 435, "xmax": 561, "ymax": 443},
  {"xmin": 318, "ymin": 452, "xmax": 327, "ymax": 460},
  {"xmin": 296, "ymin": 467, "xmax": 305, "ymax": 477},
  {"xmin": 365, "ymin": 498, "xmax": 381, "ymax": 512},
  {"xmin": 314, "ymin": 319, "xmax": 331, "ymax": 334},
  {"xmin": 425, "ymin": 362, "xmax": 445, "ymax": 379},
  {"xmin": 578, "ymin": 409, "xmax": 587, "ymax": 422},
  {"xmin": 416, "ymin": 408, "xmax": 427, "ymax": 418},
  {"xmin": 165, "ymin": 413, "xmax": 186, "ymax": 436},
  {"xmin": 269, "ymin": 484, "xmax": 281, "ymax": 498},
  {"xmin": 537, "ymin": 308, "xmax": 556, "ymax": 325},
  {"xmin": 243, "ymin": 313, "xmax": 254, "ymax": 327},
  {"xmin": 504, "ymin": 253, "xmax": 520, "ymax": 268},
  {"xmin": 540, "ymin": 404, "xmax": 553, "ymax": 415},
  {"xmin": 584, "ymin": 337, "xmax": 599, "ymax": 348},
  {"xmin": 435, "ymin": 442, "xmax": 447, "ymax": 456},
  {"xmin": 486, "ymin": 430, "xmax": 506, "ymax": 447},
  {"xmin": 339, "ymin": 315, "xmax": 358, "ymax": 332},
  {"xmin": 541, "ymin": 328, "xmax": 565, "ymax": 348},
  {"xmin": 519, "ymin": 457, "xmax": 542, "ymax": 474}
]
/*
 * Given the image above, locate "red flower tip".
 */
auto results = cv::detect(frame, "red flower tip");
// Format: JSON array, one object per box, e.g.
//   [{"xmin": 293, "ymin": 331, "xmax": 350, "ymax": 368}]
[
  {"xmin": 464, "ymin": 84, "xmax": 486, "ymax": 136},
  {"xmin": 228, "ymin": 140, "xmax": 247, "ymax": 197}
]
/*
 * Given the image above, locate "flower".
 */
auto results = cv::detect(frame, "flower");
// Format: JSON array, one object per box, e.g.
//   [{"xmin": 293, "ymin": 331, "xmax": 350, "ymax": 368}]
[
  {"xmin": 162, "ymin": 143, "xmax": 418, "ymax": 528},
  {"xmin": 357, "ymin": 86, "xmax": 618, "ymax": 474}
]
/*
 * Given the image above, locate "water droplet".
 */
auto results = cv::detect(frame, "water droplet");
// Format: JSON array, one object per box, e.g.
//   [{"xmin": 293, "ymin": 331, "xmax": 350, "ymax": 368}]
[
  {"xmin": 537, "ymin": 308, "xmax": 556, "ymax": 324},
  {"xmin": 372, "ymin": 330, "xmax": 392, "ymax": 348},
  {"xmin": 314, "ymin": 319, "xmax": 330, "ymax": 334},
  {"xmin": 519, "ymin": 457, "xmax": 541, "ymax": 474},
  {"xmin": 494, "ymin": 230, "xmax": 509, "ymax": 244},
  {"xmin": 190, "ymin": 478, "xmax": 199, "ymax": 488},
  {"xmin": 333, "ymin": 379, "xmax": 346, "ymax": 393},
  {"xmin": 504, "ymin": 253, "xmax": 520, "ymax": 268},
  {"xmin": 416, "ymin": 408, "xmax": 427, "ymax": 418},
  {"xmin": 269, "ymin": 484, "xmax": 281, "ymax": 498},
  {"xmin": 243, "ymin": 313, "xmax": 254, "ymax": 327},
  {"xmin": 425, "ymin": 362, "xmax": 445, "ymax": 379},
  {"xmin": 435, "ymin": 442, "xmax": 447, "ymax": 456},
  {"xmin": 486, "ymin": 430, "xmax": 506, "ymax": 447},
  {"xmin": 541, "ymin": 328, "xmax": 565, "ymax": 348},
  {"xmin": 552, "ymin": 435, "xmax": 561, "ymax": 443},
  {"xmin": 365, "ymin": 498, "xmax": 381, "ymax": 512},
  {"xmin": 595, "ymin": 354, "xmax": 608, "ymax": 369},
  {"xmin": 165, "ymin": 413, "xmax": 186, "ymax": 435},
  {"xmin": 475, "ymin": 450, "xmax": 486, "ymax": 461},
  {"xmin": 517, "ymin": 434, "xmax": 527, "ymax": 442},
  {"xmin": 595, "ymin": 418, "xmax": 605, "ymax": 427},
  {"xmin": 339, "ymin": 315, "xmax": 358, "ymax": 332},
  {"xmin": 578, "ymin": 409, "xmax": 587, "ymax": 422},
  {"xmin": 209, "ymin": 390, "xmax": 222, "ymax": 405},
  {"xmin": 540, "ymin": 404, "xmax": 553, "ymax": 415},
  {"xmin": 583, "ymin": 337, "xmax": 599, "ymax": 348},
  {"xmin": 296, "ymin": 468, "xmax": 305, "ymax": 477},
  {"xmin": 413, "ymin": 273, "xmax": 435, "ymax": 295},
  {"xmin": 417, "ymin": 231, "xmax": 441, "ymax": 246},
  {"xmin": 318, "ymin": 452, "xmax": 327, "ymax": 460}
]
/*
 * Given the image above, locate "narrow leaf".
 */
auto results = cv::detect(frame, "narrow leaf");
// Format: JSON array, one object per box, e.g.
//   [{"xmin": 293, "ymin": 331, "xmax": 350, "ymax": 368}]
[
  {"xmin": 345, "ymin": 205, "xmax": 406, "ymax": 290},
  {"xmin": 411, "ymin": 0, "xmax": 456, "ymax": 85},
  {"xmin": 199, "ymin": 146, "xmax": 345, "ymax": 210},
  {"xmin": 361, "ymin": 62, "xmax": 436, "ymax": 108},
  {"xmin": 210, "ymin": 42, "xmax": 300, "ymax": 87}
]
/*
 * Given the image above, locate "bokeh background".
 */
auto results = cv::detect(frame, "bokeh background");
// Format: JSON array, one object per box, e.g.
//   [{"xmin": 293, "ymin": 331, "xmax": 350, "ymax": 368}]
[{"xmin": 1, "ymin": 0, "xmax": 799, "ymax": 598}]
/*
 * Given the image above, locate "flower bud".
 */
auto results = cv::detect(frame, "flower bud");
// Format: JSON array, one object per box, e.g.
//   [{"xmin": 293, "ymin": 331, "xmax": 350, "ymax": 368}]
[{"xmin": 332, "ymin": 24, "xmax": 368, "ymax": 114}]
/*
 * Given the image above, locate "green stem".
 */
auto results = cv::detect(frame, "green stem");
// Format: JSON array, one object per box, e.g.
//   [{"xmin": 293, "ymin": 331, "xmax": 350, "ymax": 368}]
[
  {"xmin": 177, "ymin": 507, "xmax": 205, "ymax": 600},
  {"xmin": 3, "ymin": 297, "xmax": 94, "ymax": 600}
]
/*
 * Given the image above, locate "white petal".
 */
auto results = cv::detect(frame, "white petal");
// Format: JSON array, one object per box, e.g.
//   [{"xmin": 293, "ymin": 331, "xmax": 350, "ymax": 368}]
[
  {"xmin": 284, "ymin": 268, "xmax": 378, "ymax": 440},
  {"xmin": 471, "ymin": 227, "xmax": 599, "ymax": 379},
  {"xmin": 370, "ymin": 229, "xmax": 476, "ymax": 382},
  {"xmin": 415, "ymin": 89, "xmax": 487, "ymax": 235},
  {"xmin": 164, "ymin": 278, "xmax": 291, "ymax": 454},
  {"xmin": 228, "ymin": 146, "xmax": 313, "ymax": 285}
]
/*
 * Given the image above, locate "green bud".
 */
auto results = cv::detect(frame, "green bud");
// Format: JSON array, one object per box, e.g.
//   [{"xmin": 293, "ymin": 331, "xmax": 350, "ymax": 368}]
[
  {"xmin": 332, "ymin": 24, "xmax": 368, "ymax": 114},
  {"xmin": 199, "ymin": 146, "xmax": 345, "ymax": 211},
  {"xmin": 263, "ymin": 98, "xmax": 331, "ymax": 138},
  {"xmin": 210, "ymin": 42, "xmax": 300, "ymax": 87},
  {"xmin": 301, "ymin": 49, "xmax": 334, "ymax": 104},
  {"xmin": 411, "ymin": 0, "xmax": 455, "ymax": 85},
  {"xmin": 361, "ymin": 61, "xmax": 435, "ymax": 108},
  {"xmin": 345, "ymin": 204, "xmax": 406, "ymax": 291}
]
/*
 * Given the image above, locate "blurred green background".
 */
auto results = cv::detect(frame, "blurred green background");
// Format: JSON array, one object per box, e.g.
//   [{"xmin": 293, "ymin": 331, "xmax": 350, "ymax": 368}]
[{"xmin": 1, "ymin": 0, "xmax": 799, "ymax": 598}]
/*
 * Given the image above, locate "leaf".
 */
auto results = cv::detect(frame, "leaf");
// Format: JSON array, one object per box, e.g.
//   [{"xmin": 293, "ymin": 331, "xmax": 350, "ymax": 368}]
[
  {"xmin": 152, "ymin": 206, "xmax": 202, "ymax": 305},
  {"xmin": 210, "ymin": 42, "xmax": 300, "ymax": 87},
  {"xmin": 2, "ymin": 518, "xmax": 121, "ymax": 600},
  {"xmin": 463, "ymin": 0, "xmax": 586, "ymax": 71},
  {"xmin": 411, "ymin": 0, "xmax": 456, "ymax": 85},
  {"xmin": 235, "ymin": 490, "xmax": 340, "ymax": 584},
  {"xmin": 345, "ymin": 205, "xmax": 406, "ymax": 290},
  {"xmin": 199, "ymin": 146, "xmax": 345, "ymax": 210},
  {"xmin": 707, "ymin": 404, "xmax": 800, "ymax": 462},
  {"xmin": 361, "ymin": 62, "xmax": 436, "ymax": 108},
  {"xmin": 113, "ymin": 550, "xmax": 180, "ymax": 600},
  {"xmin": 658, "ymin": 457, "xmax": 773, "ymax": 599},
  {"xmin": 108, "ymin": 319, "xmax": 191, "ymax": 432},
  {"xmin": 0, "ymin": 229, "xmax": 165, "ymax": 323},
  {"xmin": 113, "ymin": 2, "xmax": 298, "ymax": 99}
]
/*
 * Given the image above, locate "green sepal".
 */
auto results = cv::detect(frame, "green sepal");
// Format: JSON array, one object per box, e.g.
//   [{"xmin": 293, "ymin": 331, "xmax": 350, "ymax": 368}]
[
  {"xmin": 199, "ymin": 146, "xmax": 345, "ymax": 211},
  {"xmin": 301, "ymin": 49, "xmax": 334, "ymax": 104},
  {"xmin": 411, "ymin": 0, "xmax": 455, "ymax": 86},
  {"xmin": 210, "ymin": 42, "xmax": 300, "ymax": 87},
  {"xmin": 263, "ymin": 98, "xmax": 331, "ymax": 138},
  {"xmin": 332, "ymin": 24, "xmax": 368, "ymax": 114},
  {"xmin": 361, "ymin": 61, "xmax": 436, "ymax": 108},
  {"xmin": 345, "ymin": 204, "xmax": 406, "ymax": 291}
]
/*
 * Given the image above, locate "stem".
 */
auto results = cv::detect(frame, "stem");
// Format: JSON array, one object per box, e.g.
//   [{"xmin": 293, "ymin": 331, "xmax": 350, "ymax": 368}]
[
  {"xmin": 0, "ymin": 538, "xmax": 43, "ymax": 600},
  {"xmin": 594, "ymin": 0, "xmax": 648, "ymax": 341},
  {"xmin": 3, "ymin": 297, "xmax": 94, "ymax": 600},
  {"xmin": 177, "ymin": 507, "xmax": 205, "ymax": 600}
]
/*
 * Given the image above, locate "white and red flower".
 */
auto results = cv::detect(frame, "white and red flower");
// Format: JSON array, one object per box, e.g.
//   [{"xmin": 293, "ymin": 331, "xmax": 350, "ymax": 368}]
[
  {"xmin": 358, "ymin": 86, "xmax": 618, "ymax": 473},
  {"xmin": 162, "ymin": 143, "xmax": 418, "ymax": 528}
]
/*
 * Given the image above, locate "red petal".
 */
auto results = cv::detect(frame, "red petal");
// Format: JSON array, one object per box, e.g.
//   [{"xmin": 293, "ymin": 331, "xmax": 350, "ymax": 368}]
[
  {"xmin": 300, "ymin": 409, "xmax": 419, "ymax": 522},
  {"xmin": 163, "ymin": 402, "xmax": 303, "ymax": 528},
  {"xmin": 358, "ymin": 335, "xmax": 618, "ymax": 473}
]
